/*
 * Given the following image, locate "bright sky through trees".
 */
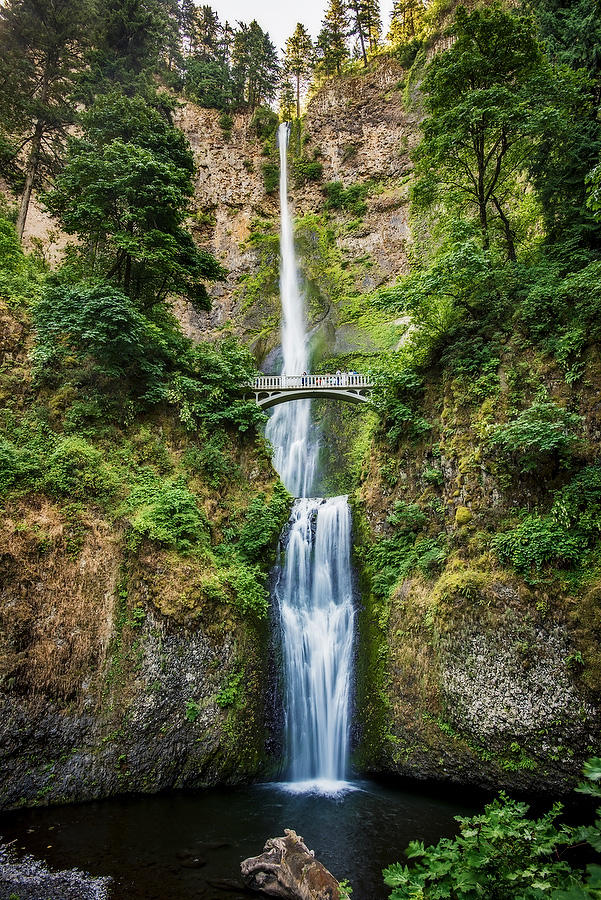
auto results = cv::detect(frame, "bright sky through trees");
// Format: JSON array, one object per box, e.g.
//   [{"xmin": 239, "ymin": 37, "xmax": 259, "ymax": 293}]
[{"xmin": 209, "ymin": 0, "xmax": 395, "ymax": 52}]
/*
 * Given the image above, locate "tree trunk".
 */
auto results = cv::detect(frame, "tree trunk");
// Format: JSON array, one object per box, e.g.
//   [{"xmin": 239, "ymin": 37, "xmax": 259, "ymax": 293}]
[
  {"xmin": 296, "ymin": 74, "xmax": 300, "ymax": 120},
  {"xmin": 492, "ymin": 195, "xmax": 517, "ymax": 262},
  {"xmin": 16, "ymin": 119, "xmax": 44, "ymax": 241}
]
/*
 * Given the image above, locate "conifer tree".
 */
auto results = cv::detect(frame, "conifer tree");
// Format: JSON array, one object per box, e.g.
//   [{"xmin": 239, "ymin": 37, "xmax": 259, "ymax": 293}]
[
  {"xmin": 348, "ymin": 0, "xmax": 381, "ymax": 64},
  {"xmin": 279, "ymin": 79, "xmax": 296, "ymax": 121},
  {"xmin": 0, "ymin": 0, "xmax": 92, "ymax": 239},
  {"xmin": 316, "ymin": 0, "xmax": 349, "ymax": 76},
  {"xmin": 284, "ymin": 23, "xmax": 314, "ymax": 119},
  {"xmin": 196, "ymin": 5, "xmax": 221, "ymax": 60},
  {"xmin": 388, "ymin": 0, "xmax": 426, "ymax": 44},
  {"xmin": 92, "ymin": 0, "xmax": 171, "ymax": 86},
  {"xmin": 232, "ymin": 20, "xmax": 280, "ymax": 110},
  {"xmin": 178, "ymin": 0, "xmax": 198, "ymax": 54}
]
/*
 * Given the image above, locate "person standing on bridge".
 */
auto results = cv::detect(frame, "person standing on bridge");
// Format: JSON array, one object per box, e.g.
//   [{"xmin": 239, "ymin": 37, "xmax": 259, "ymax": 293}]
[
  {"xmin": 336, "ymin": 369, "xmax": 341, "ymax": 385},
  {"xmin": 302, "ymin": 371, "xmax": 307, "ymax": 386}
]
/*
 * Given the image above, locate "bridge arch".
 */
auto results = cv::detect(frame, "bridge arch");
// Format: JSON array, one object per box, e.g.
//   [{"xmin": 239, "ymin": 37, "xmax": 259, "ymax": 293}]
[{"xmin": 247, "ymin": 375, "xmax": 374, "ymax": 410}]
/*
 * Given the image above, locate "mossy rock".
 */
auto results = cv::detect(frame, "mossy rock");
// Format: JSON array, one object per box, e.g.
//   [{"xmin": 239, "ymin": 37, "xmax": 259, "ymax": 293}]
[{"xmin": 455, "ymin": 506, "xmax": 473, "ymax": 526}]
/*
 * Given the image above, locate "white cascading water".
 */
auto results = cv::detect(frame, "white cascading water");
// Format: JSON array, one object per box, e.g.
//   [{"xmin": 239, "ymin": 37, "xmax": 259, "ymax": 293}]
[
  {"xmin": 265, "ymin": 123, "xmax": 317, "ymax": 497},
  {"xmin": 268, "ymin": 124, "xmax": 355, "ymax": 790}
]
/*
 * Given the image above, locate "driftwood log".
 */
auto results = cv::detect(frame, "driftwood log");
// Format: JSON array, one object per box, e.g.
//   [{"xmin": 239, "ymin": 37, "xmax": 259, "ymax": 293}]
[{"xmin": 240, "ymin": 829, "xmax": 342, "ymax": 900}]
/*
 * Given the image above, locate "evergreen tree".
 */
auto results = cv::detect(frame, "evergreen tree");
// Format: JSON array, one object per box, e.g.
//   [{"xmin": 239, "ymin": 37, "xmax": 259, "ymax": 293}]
[
  {"xmin": 196, "ymin": 5, "xmax": 221, "ymax": 61},
  {"xmin": 387, "ymin": 0, "xmax": 426, "ymax": 44},
  {"xmin": 178, "ymin": 0, "xmax": 198, "ymax": 54},
  {"xmin": 348, "ymin": 0, "xmax": 382, "ymax": 64},
  {"xmin": 232, "ymin": 20, "xmax": 280, "ymax": 110},
  {"xmin": 284, "ymin": 23, "xmax": 314, "ymax": 119},
  {"xmin": 0, "ymin": 0, "xmax": 92, "ymax": 239},
  {"xmin": 279, "ymin": 79, "xmax": 296, "ymax": 122},
  {"xmin": 316, "ymin": 0, "xmax": 349, "ymax": 76},
  {"xmin": 91, "ymin": 0, "xmax": 171, "ymax": 86}
]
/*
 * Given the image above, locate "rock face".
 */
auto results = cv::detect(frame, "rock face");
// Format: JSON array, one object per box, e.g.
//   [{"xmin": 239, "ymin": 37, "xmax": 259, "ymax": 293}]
[
  {"xmin": 0, "ymin": 498, "xmax": 275, "ymax": 809},
  {"xmin": 173, "ymin": 58, "xmax": 416, "ymax": 366},
  {"xmin": 241, "ymin": 830, "xmax": 342, "ymax": 900},
  {"xmin": 354, "ymin": 352, "xmax": 601, "ymax": 793}
]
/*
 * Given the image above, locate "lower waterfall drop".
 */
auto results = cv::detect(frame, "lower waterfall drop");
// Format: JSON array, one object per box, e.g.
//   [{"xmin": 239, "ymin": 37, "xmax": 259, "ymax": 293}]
[{"xmin": 276, "ymin": 496, "xmax": 355, "ymax": 789}]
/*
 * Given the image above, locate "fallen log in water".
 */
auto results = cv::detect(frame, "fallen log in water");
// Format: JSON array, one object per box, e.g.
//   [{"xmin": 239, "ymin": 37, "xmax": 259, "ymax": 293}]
[{"xmin": 240, "ymin": 829, "xmax": 342, "ymax": 900}]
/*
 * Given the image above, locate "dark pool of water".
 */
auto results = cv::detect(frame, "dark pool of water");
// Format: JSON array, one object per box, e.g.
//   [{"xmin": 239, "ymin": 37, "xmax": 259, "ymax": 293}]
[{"xmin": 0, "ymin": 779, "xmax": 478, "ymax": 900}]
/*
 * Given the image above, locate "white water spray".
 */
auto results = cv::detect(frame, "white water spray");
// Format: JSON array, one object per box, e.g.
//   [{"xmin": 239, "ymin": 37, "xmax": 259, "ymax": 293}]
[{"xmin": 269, "ymin": 123, "xmax": 355, "ymax": 790}]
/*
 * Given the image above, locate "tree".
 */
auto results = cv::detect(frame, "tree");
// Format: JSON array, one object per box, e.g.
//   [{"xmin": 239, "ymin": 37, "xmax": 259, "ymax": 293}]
[
  {"xmin": 44, "ymin": 93, "xmax": 225, "ymax": 308},
  {"xmin": 414, "ymin": 4, "xmax": 546, "ymax": 261},
  {"xmin": 232, "ymin": 20, "xmax": 280, "ymax": 110},
  {"xmin": 90, "ymin": 0, "xmax": 172, "ymax": 88},
  {"xmin": 279, "ymin": 79, "xmax": 296, "ymax": 122},
  {"xmin": 284, "ymin": 23, "xmax": 314, "ymax": 119},
  {"xmin": 387, "ymin": 0, "xmax": 426, "ymax": 45},
  {"xmin": 316, "ymin": 0, "xmax": 349, "ymax": 76},
  {"xmin": 523, "ymin": 0, "xmax": 601, "ymax": 250},
  {"xmin": 0, "ymin": 0, "xmax": 91, "ymax": 239},
  {"xmin": 348, "ymin": 0, "xmax": 382, "ymax": 65}
]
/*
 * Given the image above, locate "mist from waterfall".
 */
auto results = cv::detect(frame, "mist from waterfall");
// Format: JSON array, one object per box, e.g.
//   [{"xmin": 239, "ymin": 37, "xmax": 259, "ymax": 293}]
[{"xmin": 269, "ymin": 122, "xmax": 355, "ymax": 792}]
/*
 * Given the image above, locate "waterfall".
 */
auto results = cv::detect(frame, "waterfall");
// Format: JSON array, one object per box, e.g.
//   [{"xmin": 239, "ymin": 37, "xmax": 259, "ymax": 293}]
[
  {"xmin": 268, "ymin": 123, "xmax": 355, "ymax": 791},
  {"xmin": 265, "ymin": 123, "xmax": 318, "ymax": 498},
  {"xmin": 276, "ymin": 497, "xmax": 355, "ymax": 787}
]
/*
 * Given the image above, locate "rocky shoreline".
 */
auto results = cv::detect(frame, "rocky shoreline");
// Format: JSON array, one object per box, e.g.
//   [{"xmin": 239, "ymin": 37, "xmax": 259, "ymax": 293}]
[{"xmin": 0, "ymin": 843, "xmax": 110, "ymax": 900}]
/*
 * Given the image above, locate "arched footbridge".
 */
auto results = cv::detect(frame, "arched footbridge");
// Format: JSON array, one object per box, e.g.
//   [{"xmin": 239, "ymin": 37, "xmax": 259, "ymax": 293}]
[{"xmin": 248, "ymin": 374, "xmax": 374, "ymax": 410}]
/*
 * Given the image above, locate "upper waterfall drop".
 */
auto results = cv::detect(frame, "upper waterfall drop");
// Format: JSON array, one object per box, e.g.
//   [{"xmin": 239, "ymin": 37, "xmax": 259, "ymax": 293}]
[{"xmin": 265, "ymin": 123, "xmax": 318, "ymax": 498}]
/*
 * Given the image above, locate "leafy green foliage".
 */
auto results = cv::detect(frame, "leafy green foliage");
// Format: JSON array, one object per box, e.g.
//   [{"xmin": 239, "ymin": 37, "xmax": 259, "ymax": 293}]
[
  {"xmin": 373, "ymin": 370, "xmax": 431, "ymax": 446},
  {"xmin": 488, "ymin": 401, "xmax": 581, "ymax": 472},
  {"xmin": 493, "ymin": 466, "xmax": 601, "ymax": 578},
  {"xmin": 32, "ymin": 279, "xmax": 265, "ymax": 433},
  {"xmin": 123, "ymin": 476, "xmax": 208, "ymax": 551},
  {"xmin": 323, "ymin": 180, "xmax": 370, "ymax": 217},
  {"xmin": 43, "ymin": 92, "xmax": 225, "ymax": 309},
  {"xmin": 251, "ymin": 106, "xmax": 279, "ymax": 140},
  {"xmin": 261, "ymin": 162, "xmax": 279, "ymax": 194},
  {"xmin": 236, "ymin": 482, "xmax": 291, "ymax": 562},
  {"xmin": 383, "ymin": 794, "xmax": 573, "ymax": 900},
  {"xmin": 216, "ymin": 668, "xmax": 244, "ymax": 708},
  {"xmin": 45, "ymin": 436, "xmax": 116, "ymax": 499},
  {"xmin": 414, "ymin": 4, "xmax": 546, "ymax": 260},
  {"xmin": 365, "ymin": 501, "xmax": 446, "ymax": 598},
  {"xmin": 185, "ymin": 57, "xmax": 233, "ymax": 110},
  {"xmin": 293, "ymin": 159, "xmax": 324, "ymax": 186}
]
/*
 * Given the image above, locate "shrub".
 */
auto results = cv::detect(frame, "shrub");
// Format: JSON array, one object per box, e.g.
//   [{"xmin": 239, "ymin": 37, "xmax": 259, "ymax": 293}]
[
  {"xmin": 227, "ymin": 562, "xmax": 270, "ymax": 618},
  {"xmin": 293, "ymin": 159, "xmax": 323, "ymax": 186},
  {"xmin": 124, "ymin": 477, "xmax": 208, "ymax": 551},
  {"xmin": 219, "ymin": 111, "xmax": 233, "ymax": 140},
  {"xmin": 383, "ymin": 793, "xmax": 573, "ymax": 900},
  {"xmin": 216, "ymin": 668, "xmax": 244, "ymax": 708},
  {"xmin": 236, "ymin": 482, "xmax": 291, "ymax": 561},
  {"xmin": 45, "ymin": 436, "xmax": 114, "ymax": 499},
  {"xmin": 374, "ymin": 370, "xmax": 431, "ymax": 446},
  {"xmin": 493, "ymin": 513, "xmax": 585, "ymax": 575},
  {"xmin": 32, "ymin": 282, "xmax": 166, "ymax": 380},
  {"xmin": 488, "ymin": 400, "xmax": 581, "ymax": 472},
  {"xmin": 251, "ymin": 106, "xmax": 278, "ymax": 140},
  {"xmin": 323, "ymin": 180, "xmax": 369, "ymax": 216},
  {"xmin": 262, "ymin": 162, "xmax": 279, "ymax": 194}
]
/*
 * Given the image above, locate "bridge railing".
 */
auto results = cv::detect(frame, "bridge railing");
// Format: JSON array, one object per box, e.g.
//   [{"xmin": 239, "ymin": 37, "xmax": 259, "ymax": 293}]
[{"xmin": 253, "ymin": 374, "xmax": 373, "ymax": 390}]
